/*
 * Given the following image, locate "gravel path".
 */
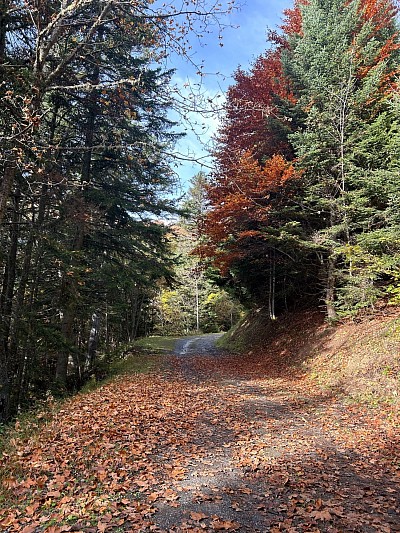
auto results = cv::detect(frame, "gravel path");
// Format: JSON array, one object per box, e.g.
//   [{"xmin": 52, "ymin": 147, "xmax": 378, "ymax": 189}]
[
  {"xmin": 149, "ymin": 337, "xmax": 400, "ymax": 532},
  {"xmin": 173, "ymin": 334, "xmax": 225, "ymax": 356}
]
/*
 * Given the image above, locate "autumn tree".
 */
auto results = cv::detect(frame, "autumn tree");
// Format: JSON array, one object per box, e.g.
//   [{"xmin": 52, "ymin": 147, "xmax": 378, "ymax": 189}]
[
  {"xmin": 203, "ymin": 15, "xmax": 310, "ymax": 315},
  {"xmin": 203, "ymin": 0, "xmax": 400, "ymax": 319}
]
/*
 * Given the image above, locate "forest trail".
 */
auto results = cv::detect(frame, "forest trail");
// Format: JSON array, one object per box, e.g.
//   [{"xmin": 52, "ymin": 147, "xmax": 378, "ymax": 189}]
[
  {"xmin": 173, "ymin": 334, "xmax": 224, "ymax": 357},
  {"xmin": 1, "ymin": 340, "xmax": 399, "ymax": 532}
]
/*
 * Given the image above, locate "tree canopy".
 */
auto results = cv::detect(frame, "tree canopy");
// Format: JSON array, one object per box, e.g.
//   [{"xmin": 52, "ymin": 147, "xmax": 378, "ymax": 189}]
[{"xmin": 202, "ymin": 0, "xmax": 400, "ymax": 319}]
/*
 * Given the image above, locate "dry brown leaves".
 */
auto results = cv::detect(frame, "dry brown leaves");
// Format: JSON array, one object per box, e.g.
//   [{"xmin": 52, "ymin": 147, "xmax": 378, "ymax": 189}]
[{"xmin": 0, "ymin": 348, "xmax": 399, "ymax": 532}]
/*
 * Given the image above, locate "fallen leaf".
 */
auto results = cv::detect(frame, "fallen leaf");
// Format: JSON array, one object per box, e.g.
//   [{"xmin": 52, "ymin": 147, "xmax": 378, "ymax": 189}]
[
  {"xmin": 211, "ymin": 518, "xmax": 240, "ymax": 531},
  {"xmin": 190, "ymin": 511, "xmax": 208, "ymax": 521},
  {"xmin": 310, "ymin": 509, "xmax": 332, "ymax": 521}
]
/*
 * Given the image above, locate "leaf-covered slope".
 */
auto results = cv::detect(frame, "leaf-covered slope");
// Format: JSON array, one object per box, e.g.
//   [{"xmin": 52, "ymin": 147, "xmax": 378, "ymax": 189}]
[{"xmin": 221, "ymin": 307, "xmax": 400, "ymax": 404}]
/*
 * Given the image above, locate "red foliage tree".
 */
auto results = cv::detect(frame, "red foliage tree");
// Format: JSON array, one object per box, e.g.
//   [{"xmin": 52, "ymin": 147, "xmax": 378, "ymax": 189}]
[
  {"xmin": 202, "ymin": 153, "xmax": 300, "ymax": 273},
  {"xmin": 202, "ymin": 0, "xmax": 399, "ymax": 308},
  {"xmin": 356, "ymin": 0, "xmax": 400, "ymax": 88},
  {"xmin": 203, "ymin": 22, "xmax": 300, "ymax": 275}
]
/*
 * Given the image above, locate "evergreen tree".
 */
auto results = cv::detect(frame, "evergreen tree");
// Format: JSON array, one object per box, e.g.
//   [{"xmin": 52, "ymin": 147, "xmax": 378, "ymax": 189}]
[
  {"xmin": 0, "ymin": 0, "xmax": 235, "ymax": 422},
  {"xmin": 283, "ymin": 0, "xmax": 400, "ymax": 317}
]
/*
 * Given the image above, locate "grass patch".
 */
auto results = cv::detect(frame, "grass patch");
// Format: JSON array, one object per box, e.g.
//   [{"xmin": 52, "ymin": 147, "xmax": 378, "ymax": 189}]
[
  {"xmin": 109, "ymin": 353, "xmax": 156, "ymax": 375},
  {"xmin": 132, "ymin": 335, "xmax": 181, "ymax": 354},
  {"xmin": 218, "ymin": 306, "xmax": 400, "ymax": 407},
  {"xmin": 79, "ymin": 350, "xmax": 158, "ymax": 395}
]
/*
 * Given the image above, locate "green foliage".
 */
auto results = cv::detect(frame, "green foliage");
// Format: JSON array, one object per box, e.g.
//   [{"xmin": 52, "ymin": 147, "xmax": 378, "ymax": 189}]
[
  {"xmin": 282, "ymin": 0, "xmax": 400, "ymax": 316},
  {"xmin": 0, "ymin": 0, "xmax": 182, "ymax": 421},
  {"xmin": 150, "ymin": 173, "xmax": 243, "ymax": 336}
]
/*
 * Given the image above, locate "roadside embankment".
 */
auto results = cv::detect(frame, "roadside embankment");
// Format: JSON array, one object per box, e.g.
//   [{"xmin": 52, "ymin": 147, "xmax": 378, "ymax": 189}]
[{"xmin": 219, "ymin": 307, "xmax": 400, "ymax": 406}]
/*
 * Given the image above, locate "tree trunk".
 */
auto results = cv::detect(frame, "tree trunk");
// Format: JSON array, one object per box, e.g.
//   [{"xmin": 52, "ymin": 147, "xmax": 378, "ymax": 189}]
[
  {"xmin": 55, "ymin": 75, "xmax": 97, "ymax": 386},
  {"xmin": 0, "ymin": 0, "xmax": 8, "ymax": 63},
  {"xmin": 0, "ymin": 358, "xmax": 9, "ymax": 423},
  {"xmin": 55, "ymin": 295, "xmax": 77, "ymax": 385},
  {"xmin": 326, "ymin": 254, "xmax": 338, "ymax": 320},
  {"xmin": 86, "ymin": 312, "xmax": 100, "ymax": 373},
  {"xmin": 7, "ymin": 98, "xmax": 59, "ymax": 404},
  {"xmin": 0, "ymin": 192, "xmax": 19, "ymax": 421},
  {"xmin": 0, "ymin": 163, "xmax": 16, "ymax": 226},
  {"xmin": 268, "ymin": 249, "xmax": 276, "ymax": 321},
  {"xmin": 8, "ymin": 185, "xmax": 48, "ymax": 412}
]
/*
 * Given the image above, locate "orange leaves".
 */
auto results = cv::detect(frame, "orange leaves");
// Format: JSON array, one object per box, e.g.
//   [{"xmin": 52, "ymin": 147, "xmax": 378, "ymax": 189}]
[
  {"xmin": 310, "ymin": 509, "xmax": 333, "ymax": 521},
  {"xmin": 355, "ymin": 0, "xmax": 400, "ymax": 91},
  {"xmin": 188, "ymin": 512, "xmax": 240, "ymax": 531},
  {"xmin": 211, "ymin": 517, "xmax": 241, "ymax": 530},
  {"xmin": 281, "ymin": 0, "xmax": 308, "ymax": 36},
  {"xmin": 359, "ymin": 0, "xmax": 398, "ymax": 33},
  {"xmin": 203, "ymin": 151, "xmax": 300, "ymax": 270},
  {"xmin": 205, "ymin": 20, "xmax": 301, "ymax": 276},
  {"xmin": 218, "ymin": 49, "xmax": 294, "ymax": 167},
  {"xmin": 190, "ymin": 511, "xmax": 208, "ymax": 521}
]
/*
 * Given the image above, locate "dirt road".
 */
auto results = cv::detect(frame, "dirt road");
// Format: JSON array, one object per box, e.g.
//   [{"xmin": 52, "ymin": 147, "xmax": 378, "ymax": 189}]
[
  {"xmin": 173, "ymin": 333, "xmax": 224, "ymax": 357},
  {"xmin": 1, "ymin": 336, "xmax": 399, "ymax": 532}
]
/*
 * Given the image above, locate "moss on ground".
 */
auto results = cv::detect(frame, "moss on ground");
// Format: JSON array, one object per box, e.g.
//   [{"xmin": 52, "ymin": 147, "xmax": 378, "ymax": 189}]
[{"xmin": 132, "ymin": 336, "xmax": 181, "ymax": 354}]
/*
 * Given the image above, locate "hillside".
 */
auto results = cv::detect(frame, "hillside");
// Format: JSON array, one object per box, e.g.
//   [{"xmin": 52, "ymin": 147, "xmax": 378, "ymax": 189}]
[{"xmin": 220, "ymin": 307, "xmax": 400, "ymax": 406}]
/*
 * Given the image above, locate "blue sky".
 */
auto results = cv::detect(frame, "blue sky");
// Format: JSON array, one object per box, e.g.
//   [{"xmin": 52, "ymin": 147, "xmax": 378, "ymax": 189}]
[{"xmin": 166, "ymin": 0, "xmax": 292, "ymax": 192}]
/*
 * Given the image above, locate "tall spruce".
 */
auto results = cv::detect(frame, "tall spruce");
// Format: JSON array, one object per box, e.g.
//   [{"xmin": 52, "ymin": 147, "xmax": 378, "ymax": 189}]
[{"xmin": 282, "ymin": 0, "xmax": 400, "ymax": 317}]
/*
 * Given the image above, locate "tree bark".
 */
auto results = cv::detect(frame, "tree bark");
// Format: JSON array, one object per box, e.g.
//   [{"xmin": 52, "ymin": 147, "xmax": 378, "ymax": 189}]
[
  {"xmin": 0, "ymin": 358, "xmax": 9, "ymax": 423},
  {"xmin": 55, "ymin": 225, "xmax": 84, "ymax": 385},
  {"xmin": 0, "ymin": 192, "xmax": 19, "ymax": 421},
  {"xmin": 86, "ymin": 312, "xmax": 100, "ymax": 373},
  {"xmin": 0, "ymin": 0, "xmax": 8, "ymax": 63},
  {"xmin": 0, "ymin": 163, "xmax": 16, "ymax": 226},
  {"xmin": 326, "ymin": 253, "xmax": 338, "ymax": 320}
]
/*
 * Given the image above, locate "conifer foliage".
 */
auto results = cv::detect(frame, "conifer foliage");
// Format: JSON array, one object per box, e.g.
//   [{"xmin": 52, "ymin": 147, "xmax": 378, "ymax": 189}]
[
  {"xmin": 0, "ymin": 0, "xmax": 235, "ymax": 422},
  {"xmin": 204, "ymin": 0, "xmax": 400, "ymax": 318}
]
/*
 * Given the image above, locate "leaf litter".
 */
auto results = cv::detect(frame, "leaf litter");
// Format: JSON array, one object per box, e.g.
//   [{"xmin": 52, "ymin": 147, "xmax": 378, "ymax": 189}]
[{"xmin": 0, "ymin": 347, "xmax": 399, "ymax": 532}]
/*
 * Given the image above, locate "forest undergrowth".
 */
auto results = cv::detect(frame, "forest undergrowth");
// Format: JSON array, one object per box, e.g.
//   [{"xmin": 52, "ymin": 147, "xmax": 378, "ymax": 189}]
[{"xmin": 0, "ymin": 310, "xmax": 399, "ymax": 532}]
